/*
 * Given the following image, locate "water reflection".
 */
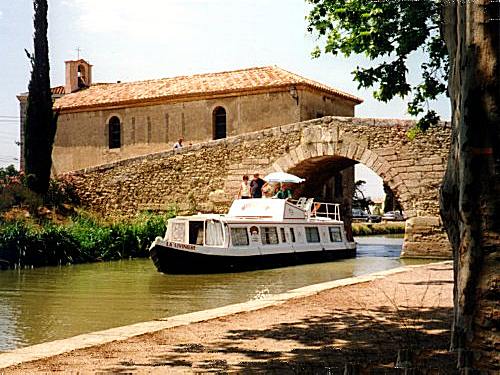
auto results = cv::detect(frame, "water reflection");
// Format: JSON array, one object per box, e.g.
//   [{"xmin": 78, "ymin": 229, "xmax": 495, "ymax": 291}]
[{"xmin": 0, "ymin": 235, "xmax": 427, "ymax": 352}]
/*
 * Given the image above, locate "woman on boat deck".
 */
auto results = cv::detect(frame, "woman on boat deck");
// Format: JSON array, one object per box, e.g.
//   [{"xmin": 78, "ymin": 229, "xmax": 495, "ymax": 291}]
[
  {"xmin": 275, "ymin": 183, "xmax": 293, "ymax": 199},
  {"xmin": 261, "ymin": 182, "xmax": 275, "ymax": 198},
  {"xmin": 237, "ymin": 175, "xmax": 251, "ymax": 199}
]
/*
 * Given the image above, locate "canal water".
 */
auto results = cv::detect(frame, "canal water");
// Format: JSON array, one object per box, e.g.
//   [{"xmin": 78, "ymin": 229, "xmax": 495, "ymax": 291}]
[{"xmin": 0, "ymin": 236, "xmax": 428, "ymax": 352}]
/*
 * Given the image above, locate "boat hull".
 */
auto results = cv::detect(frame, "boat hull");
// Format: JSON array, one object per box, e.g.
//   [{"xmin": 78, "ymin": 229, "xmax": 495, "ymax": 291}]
[{"xmin": 150, "ymin": 244, "xmax": 356, "ymax": 274}]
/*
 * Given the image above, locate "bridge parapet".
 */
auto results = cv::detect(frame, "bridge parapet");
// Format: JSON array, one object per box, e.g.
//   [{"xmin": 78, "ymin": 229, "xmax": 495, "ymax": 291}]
[{"xmin": 67, "ymin": 116, "xmax": 452, "ymax": 258}]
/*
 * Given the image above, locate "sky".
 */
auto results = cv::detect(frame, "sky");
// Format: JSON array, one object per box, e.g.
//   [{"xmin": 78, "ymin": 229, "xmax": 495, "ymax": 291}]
[{"xmin": 0, "ymin": 0, "xmax": 450, "ymax": 198}]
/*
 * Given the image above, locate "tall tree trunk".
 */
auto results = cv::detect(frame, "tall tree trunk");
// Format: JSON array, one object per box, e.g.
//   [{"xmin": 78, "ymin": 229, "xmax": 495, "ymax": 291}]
[
  {"xmin": 24, "ymin": 0, "xmax": 57, "ymax": 194},
  {"xmin": 441, "ymin": 1, "xmax": 500, "ymax": 372}
]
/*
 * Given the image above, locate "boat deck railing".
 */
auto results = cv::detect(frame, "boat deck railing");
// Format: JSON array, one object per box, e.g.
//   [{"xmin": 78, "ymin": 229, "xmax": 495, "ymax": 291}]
[{"xmin": 290, "ymin": 198, "xmax": 341, "ymax": 221}]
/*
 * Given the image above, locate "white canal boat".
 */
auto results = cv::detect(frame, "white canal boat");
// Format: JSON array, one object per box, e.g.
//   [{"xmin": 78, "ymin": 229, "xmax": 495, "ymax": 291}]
[{"xmin": 149, "ymin": 198, "xmax": 356, "ymax": 274}]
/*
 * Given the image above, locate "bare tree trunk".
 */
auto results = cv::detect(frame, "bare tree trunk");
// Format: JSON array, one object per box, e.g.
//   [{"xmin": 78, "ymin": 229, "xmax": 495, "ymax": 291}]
[{"xmin": 441, "ymin": 1, "xmax": 500, "ymax": 372}]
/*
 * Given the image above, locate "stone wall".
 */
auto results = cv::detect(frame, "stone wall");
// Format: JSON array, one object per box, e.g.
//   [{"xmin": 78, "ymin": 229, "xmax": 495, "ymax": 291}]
[
  {"xmin": 299, "ymin": 90, "xmax": 355, "ymax": 120},
  {"xmin": 67, "ymin": 116, "xmax": 453, "ymax": 258},
  {"xmin": 403, "ymin": 217, "xmax": 451, "ymax": 259},
  {"xmin": 52, "ymin": 89, "xmax": 357, "ymax": 174}
]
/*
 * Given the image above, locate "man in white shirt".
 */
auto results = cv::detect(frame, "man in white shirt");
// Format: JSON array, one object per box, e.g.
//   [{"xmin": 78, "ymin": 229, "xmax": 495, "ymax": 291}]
[{"xmin": 173, "ymin": 137, "xmax": 184, "ymax": 149}]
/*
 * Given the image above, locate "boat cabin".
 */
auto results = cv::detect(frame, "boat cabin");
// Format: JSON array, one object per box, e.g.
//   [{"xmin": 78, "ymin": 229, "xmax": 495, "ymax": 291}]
[{"xmin": 163, "ymin": 198, "xmax": 345, "ymax": 250}]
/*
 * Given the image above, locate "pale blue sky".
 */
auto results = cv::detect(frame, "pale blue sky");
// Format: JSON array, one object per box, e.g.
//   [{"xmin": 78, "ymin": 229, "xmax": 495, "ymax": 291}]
[{"xmin": 0, "ymin": 0, "xmax": 450, "ymax": 197}]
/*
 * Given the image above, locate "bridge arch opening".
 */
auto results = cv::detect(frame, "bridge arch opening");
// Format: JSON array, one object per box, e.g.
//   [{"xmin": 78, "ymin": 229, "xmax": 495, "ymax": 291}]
[
  {"xmin": 287, "ymin": 155, "xmax": 356, "ymax": 204},
  {"xmin": 286, "ymin": 158, "xmax": 404, "ymax": 211},
  {"xmin": 353, "ymin": 164, "xmax": 402, "ymax": 217},
  {"xmin": 271, "ymin": 138, "xmax": 412, "ymax": 215},
  {"xmin": 272, "ymin": 151, "xmax": 408, "ymax": 241}
]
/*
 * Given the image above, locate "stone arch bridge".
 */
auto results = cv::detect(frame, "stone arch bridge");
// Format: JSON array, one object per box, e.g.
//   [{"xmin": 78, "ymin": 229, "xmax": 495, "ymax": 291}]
[{"xmin": 69, "ymin": 116, "xmax": 452, "ymax": 258}]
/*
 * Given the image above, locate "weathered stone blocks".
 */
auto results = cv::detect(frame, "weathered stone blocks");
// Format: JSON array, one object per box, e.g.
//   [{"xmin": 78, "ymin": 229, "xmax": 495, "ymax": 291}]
[
  {"xmin": 67, "ymin": 116, "xmax": 452, "ymax": 258},
  {"xmin": 402, "ymin": 216, "xmax": 452, "ymax": 258}
]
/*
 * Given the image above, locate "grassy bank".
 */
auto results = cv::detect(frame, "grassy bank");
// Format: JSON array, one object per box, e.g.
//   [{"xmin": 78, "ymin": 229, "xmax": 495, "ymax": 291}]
[
  {"xmin": 352, "ymin": 222, "xmax": 405, "ymax": 236},
  {"xmin": 0, "ymin": 212, "xmax": 173, "ymax": 269}
]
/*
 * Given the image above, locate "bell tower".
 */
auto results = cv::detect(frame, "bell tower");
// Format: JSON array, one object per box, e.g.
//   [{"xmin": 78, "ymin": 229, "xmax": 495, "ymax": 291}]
[{"xmin": 65, "ymin": 59, "xmax": 92, "ymax": 94}]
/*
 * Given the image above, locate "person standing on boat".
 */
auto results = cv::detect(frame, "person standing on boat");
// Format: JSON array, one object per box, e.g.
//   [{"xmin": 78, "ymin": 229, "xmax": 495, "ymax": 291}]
[
  {"xmin": 237, "ymin": 175, "xmax": 251, "ymax": 199},
  {"xmin": 173, "ymin": 137, "xmax": 184, "ymax": 149},
  {"xmin": 250, "ymin": 173, "xmax": 265, "ymax": 198}
]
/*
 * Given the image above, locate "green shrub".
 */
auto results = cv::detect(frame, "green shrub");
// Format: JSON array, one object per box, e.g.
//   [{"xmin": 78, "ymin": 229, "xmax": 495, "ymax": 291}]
[
  {"xmin": 0, "ymin": 221, "xmax": 33, "ymax": 267},
  {"xmin": 352, "ymin": 222, "xmax": 405, "ymax": 236},
  {"xmin": 0, "ymin": 166, "xmax": 80, "ymax": 215},
  {"xmin": 352, "ymin": 224, "xmax": 372, "ymax": 236},
  {"xmin": 0, "ymin": 211, "xmax": 173, "ymax": 269},
  {"xmin": 0, "ymin": 165, "xmax": 18, "ymax": 180},
  {"xmin": 0, "ymin": 180, "xmax": 42, "ymax": 213}
]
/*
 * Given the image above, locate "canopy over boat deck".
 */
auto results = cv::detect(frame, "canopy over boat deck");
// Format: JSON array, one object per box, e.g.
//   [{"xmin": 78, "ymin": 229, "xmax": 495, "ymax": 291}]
[{"xmin": 227, "ymin": 198, "xmax": 341, "ymax": 221}]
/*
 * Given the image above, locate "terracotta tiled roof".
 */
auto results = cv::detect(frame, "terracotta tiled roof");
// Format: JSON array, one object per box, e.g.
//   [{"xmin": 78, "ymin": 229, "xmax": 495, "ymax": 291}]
[
  {"xmin": 17, "ymin": 86, "xmax": 65, "ymax": 98},
  {"xmin": 51, "ymin": 86, "xmax": 65, "ymax": 95},
  {"xmin": 54, "ymin": 66, "xmax": 363, "ymax": 112}
]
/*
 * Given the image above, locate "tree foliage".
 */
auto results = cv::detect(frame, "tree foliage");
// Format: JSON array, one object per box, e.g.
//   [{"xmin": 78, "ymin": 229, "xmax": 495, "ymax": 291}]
[
  {"xmin": 383, "ymin": 182, "xmax": 402, "ymax": 213},
  {"xmin": 0, "ymin": 165, "xmax": 18, "ymax": 181},
  {"xmin": 306, "ymin": 0, "xmax": 448, "ymax": 129},
  {"xmin": 24, "ymin": 0, "xmax": 58, "ymax": 194},
  {"xmin": 352, "ymin": 180, "xmax": 374, "ymax": 213}
]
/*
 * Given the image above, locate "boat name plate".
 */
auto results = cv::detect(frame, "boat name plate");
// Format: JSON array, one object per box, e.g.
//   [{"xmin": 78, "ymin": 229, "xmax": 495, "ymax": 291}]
[{"xmin": 166, "ymin": 241, "xmax": 196, "ymax": 251}]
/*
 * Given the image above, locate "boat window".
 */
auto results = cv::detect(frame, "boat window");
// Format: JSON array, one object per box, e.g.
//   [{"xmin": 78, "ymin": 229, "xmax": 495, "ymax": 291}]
[
  {"xmin": 261, "ymin": 227, "xmax": 279, "ymax": 245},
  {"xmin": 205, "ymin": 220, "xmax": 224, "ymax": 246},
  {"xmin": 171, "ymin": 222, "xmax": 186, "ymax": 243},
  {"xmin": 189, "ymin": 221, "xmax": 204, "ymax": 245},
  {"xmin": 290, "ymin": 228, "xmax": 296, "ymax": 242},
  {"xmin": 231, "ymin": 227, "xmax": 249, "ymax": 246},
  {"xmin": 329, "ymin": 226, "xmax": 342, "ymax": 242},
  {"xmin": 280, "ymin": 228, "xmax": 286, "ymax": 243},
  {"xmin": 305, "ymin": 227, "xmax": 320, "ymax": 243}
]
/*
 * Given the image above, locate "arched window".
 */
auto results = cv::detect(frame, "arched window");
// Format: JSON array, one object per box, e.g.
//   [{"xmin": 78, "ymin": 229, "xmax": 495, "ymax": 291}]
[
  {"xmin": 108, "ymin": 116, "xmax": 121, "ymax": 149},
  {"xmin": 213, "ymin": 107, "xmax": 226, "ymax": 140}
]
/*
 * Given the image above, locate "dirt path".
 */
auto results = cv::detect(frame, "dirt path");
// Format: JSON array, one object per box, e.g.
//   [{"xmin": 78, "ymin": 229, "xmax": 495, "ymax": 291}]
[{"xmin": 2, "ymin": 262, "xmax": 455, "ymax": 374}]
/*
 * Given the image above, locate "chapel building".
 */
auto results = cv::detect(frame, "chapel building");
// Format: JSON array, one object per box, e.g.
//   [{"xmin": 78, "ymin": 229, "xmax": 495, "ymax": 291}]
[{"xmin": 19, "ymin": 59, "xmax": 363, "ymax": 174}]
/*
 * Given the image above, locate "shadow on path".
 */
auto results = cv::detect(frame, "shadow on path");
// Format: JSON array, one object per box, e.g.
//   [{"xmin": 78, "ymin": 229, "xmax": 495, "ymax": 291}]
[{"xmin": 117, "ymin": 306, "xmax": 457, "ymax": 374}]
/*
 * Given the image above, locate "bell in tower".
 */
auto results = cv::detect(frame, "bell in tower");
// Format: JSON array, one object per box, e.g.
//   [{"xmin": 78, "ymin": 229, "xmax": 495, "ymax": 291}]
[{"xmin": 65, "ymin": 59, "xmax": 92, "ymax": 94}]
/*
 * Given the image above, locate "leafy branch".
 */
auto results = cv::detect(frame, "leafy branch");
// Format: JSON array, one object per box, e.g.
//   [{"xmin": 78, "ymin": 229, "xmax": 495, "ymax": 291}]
[{"xmin": 306, "ymin": 0, "xmax": 448, "ymax": 131}]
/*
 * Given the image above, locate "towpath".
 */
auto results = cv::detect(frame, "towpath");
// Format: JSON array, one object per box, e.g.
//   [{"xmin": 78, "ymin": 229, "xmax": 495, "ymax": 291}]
[{"xmin": 1, "ymin": 262, "xmax": 455, "ymax": 374}]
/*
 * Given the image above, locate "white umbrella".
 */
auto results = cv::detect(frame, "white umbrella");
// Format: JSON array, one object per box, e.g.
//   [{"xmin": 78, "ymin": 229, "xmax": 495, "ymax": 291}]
[{"xmin": 263, "ymin": 172, "xmax": 305, "ymax": 183}]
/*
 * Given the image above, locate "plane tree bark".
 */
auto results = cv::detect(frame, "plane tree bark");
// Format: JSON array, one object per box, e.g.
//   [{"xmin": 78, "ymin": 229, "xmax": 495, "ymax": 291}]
[
  {"xmin": 306, "ymin": 0, "xmax": 499, "ymax": 371},
  {"xmin": 440, "ymin": 1, "xmax": 499, "ymax": 371}
]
